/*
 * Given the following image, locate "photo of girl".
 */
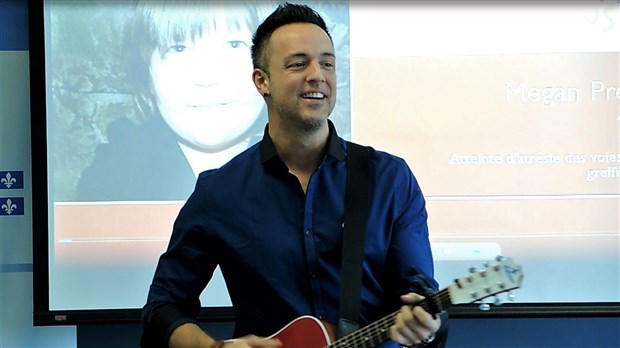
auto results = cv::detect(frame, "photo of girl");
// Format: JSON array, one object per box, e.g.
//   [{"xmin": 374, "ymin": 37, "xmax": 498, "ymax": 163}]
[
  {"xmin": 50, "ymin": 0, "xmax": 351, "ymax": 201},
  {"xmin": 75, "ymin": 1, "xmax": 272, "ymax": 201}
]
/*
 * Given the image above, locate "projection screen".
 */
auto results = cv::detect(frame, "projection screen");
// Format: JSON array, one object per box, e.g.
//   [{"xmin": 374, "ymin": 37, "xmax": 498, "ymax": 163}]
[{"xmin": 30, "ymin": 0, "xmax": 620, "ymax": 325}]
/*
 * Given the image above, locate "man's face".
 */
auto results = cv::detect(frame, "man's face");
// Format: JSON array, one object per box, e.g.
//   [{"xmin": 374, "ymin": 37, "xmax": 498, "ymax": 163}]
[
  {"xmin": 149, "ymin": 21, "xmax": 264, "ymax": 152},
  {"xmin": 262, "ymin": 23, "xmax": 337, "ymax": 131}
]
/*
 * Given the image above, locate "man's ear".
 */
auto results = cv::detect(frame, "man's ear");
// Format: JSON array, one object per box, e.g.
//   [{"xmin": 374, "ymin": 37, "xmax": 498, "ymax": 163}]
[{"xmin": 253, "ymin": 68, "xmax": 270, "ymax": 97}]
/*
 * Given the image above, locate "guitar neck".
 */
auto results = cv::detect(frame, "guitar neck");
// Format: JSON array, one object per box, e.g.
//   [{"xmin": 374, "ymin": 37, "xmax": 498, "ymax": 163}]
[
  {"xmin": 329, "ymin": 289, "xmax": 450, "ymax": 348},
  {"xmin": 327, "ymin": 257, "xmax": 524, "ymax": 347}
]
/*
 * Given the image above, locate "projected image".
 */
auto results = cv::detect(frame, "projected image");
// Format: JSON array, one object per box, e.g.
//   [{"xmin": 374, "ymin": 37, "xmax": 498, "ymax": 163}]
[
  {"xmin": 353, "ymin": 53, "xmax": 620, "ymax": 302},
  {"xmin": 349, "ymin": 3, "xmax": 620, "ymax": 303},
  {"xmin": 74, "ymin": 1, "xmax": 269, "ymax": 202},
  {"xmin": 46, "ymin": 0, "xmax": 351, "ymax": 310},
  {"xmin": 49, "ymin": 1, "xmax": 350, "ymax": 202},
  {"xmin": 39, "ymin": 0, "xmax": 620, "ymax": 315}
]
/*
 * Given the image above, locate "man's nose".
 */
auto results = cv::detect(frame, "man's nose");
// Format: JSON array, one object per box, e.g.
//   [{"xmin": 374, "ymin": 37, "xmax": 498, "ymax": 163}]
[{"xmin": 306, "ymin": 60, "xmax": 326, "ymax": 84}]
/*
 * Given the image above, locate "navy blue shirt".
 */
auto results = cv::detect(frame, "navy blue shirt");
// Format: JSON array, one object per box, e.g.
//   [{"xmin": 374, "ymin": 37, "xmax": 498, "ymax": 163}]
[{"xmin": 142, "ymin": 122, "xmax": 439, "ymax": 346}]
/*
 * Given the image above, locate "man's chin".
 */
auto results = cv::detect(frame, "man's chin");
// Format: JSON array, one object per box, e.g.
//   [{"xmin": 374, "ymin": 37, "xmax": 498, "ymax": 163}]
[{"xmin": 298, "ymin": 117, "xmax": 328, "ymax": 133}]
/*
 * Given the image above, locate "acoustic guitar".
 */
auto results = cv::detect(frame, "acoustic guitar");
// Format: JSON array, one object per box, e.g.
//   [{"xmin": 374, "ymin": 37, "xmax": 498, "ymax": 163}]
[{"xmin": 248, "ymin": 256, "xmax": 524, "ymax": 348}]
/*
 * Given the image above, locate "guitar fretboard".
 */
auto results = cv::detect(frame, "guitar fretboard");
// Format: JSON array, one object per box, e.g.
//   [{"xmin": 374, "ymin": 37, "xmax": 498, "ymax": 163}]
[{"xmin": 328, "ymin": 289, "xmax": 450, "ymax": 348}]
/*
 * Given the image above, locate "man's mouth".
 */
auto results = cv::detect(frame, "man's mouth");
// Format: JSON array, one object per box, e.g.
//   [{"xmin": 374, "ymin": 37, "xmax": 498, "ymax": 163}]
[{"xmin": 301, "ymin": 92, "xmax": 326, "ymax": 99}]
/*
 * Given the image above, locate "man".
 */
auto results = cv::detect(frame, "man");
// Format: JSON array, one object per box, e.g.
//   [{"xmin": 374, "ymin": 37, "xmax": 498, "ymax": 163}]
[{"xmin": 141, "ymin": 3, "xmax": 447, "ymax": 348}]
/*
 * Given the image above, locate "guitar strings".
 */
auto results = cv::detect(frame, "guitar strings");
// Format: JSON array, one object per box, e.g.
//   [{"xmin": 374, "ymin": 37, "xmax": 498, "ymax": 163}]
[
  {"xmin": 330, "ymin": 262, "xmax": 512, "ymax": 346},
  {"xmin": 329, "ymin": 289, "xmax": 452, "ymax": 347}
]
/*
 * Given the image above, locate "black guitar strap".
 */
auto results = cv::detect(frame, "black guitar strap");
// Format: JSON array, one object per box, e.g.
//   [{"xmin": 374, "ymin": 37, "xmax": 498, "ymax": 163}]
[{"xmin": 338, "ymin": 141, "xmax": 370, "ymax": 338}]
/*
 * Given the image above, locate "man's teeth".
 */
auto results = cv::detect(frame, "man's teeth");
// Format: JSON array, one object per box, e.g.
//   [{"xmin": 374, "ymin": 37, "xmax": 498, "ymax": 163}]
[{"xmin": 302, "ymin": 92, "xmax": 325, "ymax": 99}]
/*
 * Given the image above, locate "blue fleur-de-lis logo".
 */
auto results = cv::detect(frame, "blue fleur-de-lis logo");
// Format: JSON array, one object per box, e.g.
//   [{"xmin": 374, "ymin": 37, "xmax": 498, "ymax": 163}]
[
  {"xmin": 1, "ymin": 172, "xmax": 17, "ymax": 189},
  {"xmin": 1, "ymin": 198, "xmax": 17, "ymax": 215}
]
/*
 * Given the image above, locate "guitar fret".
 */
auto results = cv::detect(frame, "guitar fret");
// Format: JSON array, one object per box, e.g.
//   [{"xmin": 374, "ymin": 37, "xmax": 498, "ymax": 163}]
[
  {"xmin": 330, "ymin": 313, "xmax": 394, "ymax": 347},
  {"xmin": 329, "ymin": 289, "xmax": 451, "ymax": 348}
]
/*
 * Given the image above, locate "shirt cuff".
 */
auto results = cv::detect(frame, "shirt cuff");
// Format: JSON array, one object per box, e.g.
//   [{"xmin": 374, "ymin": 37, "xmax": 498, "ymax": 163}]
[{"xmin": 145, "ymin": 303, "xmax": 198, "ymax": 345}]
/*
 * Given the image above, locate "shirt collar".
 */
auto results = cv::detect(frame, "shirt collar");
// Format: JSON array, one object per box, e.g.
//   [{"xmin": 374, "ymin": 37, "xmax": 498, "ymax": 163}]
[{"xmin": 259, "ymin": 120, "xmax": 345, "ymax": 165}]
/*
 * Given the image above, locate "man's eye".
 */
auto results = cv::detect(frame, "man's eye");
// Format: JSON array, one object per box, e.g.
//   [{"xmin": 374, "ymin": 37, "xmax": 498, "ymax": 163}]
[
  {"xmin": 168, "ymin": 45, "xmax": 187, "ymax": 53},
  {"xmin": 290, "ymin": 62, "xmax": 306, "ymax": 68}
]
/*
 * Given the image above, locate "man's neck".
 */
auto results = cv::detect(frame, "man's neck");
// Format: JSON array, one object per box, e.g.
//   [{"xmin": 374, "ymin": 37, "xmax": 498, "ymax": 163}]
[{"xmin": 269, "ymin": 119, "xmax": 330, "ymax": 191}]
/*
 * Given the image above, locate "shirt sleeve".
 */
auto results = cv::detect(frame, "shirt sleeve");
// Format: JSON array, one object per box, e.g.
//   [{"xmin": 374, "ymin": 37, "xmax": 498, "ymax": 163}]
[
  {"xmin": 140, "ymin": 182, "xmax": 219, "ymax": 346},
  {"xmin": 387, "ymin": 158, "xmax": 439, "ymax": 296},
  {"xmin": 385, "ymin": 159, "xmax": 450, "ymax": 348},
  {"xmin": 140, "ymin": 303, "xmax": 200, "ymax": 347}
]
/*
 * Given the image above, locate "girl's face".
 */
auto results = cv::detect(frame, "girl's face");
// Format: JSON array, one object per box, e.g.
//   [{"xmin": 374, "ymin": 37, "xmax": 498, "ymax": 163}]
[{"xmin": 149, "ymin": 19, "xmax": 264, "ymax": 152}]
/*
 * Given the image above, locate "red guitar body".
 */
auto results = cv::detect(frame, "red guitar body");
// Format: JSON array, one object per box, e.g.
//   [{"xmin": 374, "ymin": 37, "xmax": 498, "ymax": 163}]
[{"xmin": 268, "ymin": 316, "xmax": 335, "ymax": 348}]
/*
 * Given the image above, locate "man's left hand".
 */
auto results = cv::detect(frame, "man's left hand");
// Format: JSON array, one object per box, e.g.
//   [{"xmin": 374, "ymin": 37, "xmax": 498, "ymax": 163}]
[{"xmin": 389, "ymin": 292, "xmax": 441, "ymax": 347}]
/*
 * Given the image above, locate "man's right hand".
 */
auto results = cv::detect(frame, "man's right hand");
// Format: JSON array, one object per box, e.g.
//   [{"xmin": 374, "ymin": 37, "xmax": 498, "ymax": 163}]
[
  {"xmin": 216, "ymin": 336, "xmax": 282, "ymax": 348},
  {"xmin": 169, "ymin": 323, "xmax": 282, "ymax": 348}
]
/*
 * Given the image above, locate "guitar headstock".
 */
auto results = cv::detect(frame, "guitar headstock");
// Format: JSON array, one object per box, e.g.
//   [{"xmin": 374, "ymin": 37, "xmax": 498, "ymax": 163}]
[{"xmin": 447, "ymin": 256, "xmax": 524, "ymax": 305}]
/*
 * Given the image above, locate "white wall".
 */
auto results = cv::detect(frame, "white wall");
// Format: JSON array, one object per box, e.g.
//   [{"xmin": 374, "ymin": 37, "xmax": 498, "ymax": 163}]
[{"xmin": 0, "ymin": 1, "xmax": 75, "ymax": 347}]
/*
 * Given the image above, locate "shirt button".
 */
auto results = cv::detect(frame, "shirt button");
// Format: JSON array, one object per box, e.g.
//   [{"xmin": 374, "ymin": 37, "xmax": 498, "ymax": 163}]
[{"xmin": 305, "ymin": 230, "xmax": 312, "ymax": 237}]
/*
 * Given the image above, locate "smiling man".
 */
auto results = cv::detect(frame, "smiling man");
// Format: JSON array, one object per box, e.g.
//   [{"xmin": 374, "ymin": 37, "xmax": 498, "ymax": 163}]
[
  {"xmin": 251, "ymin": 20, "xmax": 337, "ymax": 193},
  {"xmin": 141, "ymin": 3, "xmax": 447, "ymax": 348}
]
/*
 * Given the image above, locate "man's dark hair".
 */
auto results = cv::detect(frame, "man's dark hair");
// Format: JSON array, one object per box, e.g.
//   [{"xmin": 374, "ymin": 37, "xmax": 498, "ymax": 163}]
[{"xmin": 251, "ymin": 2, "xmax": 331, "ymax": 72}]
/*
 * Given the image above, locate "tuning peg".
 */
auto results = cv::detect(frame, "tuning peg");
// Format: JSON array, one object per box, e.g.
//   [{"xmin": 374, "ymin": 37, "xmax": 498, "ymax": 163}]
[
  {"xmin": 508, "ymin": 292, "xmax": 516, "ymax": 301},
  {"xmin": 494, "ymin": 296, "xmax": 503, "ymax": 306},
  {"xmin": 482, "ymin": 261, "xmax": 489, "ymax": 268},
  {"xmin": 479, "ymin": 303, "xmax": 491, "ymax": 311},
  {"xmin": 495, "ymin": 255, "xmax": 505, "ymax": 261},
  {"xmin": 469, "ymin": 266, "xmax": 478, "ymax": 273}
]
